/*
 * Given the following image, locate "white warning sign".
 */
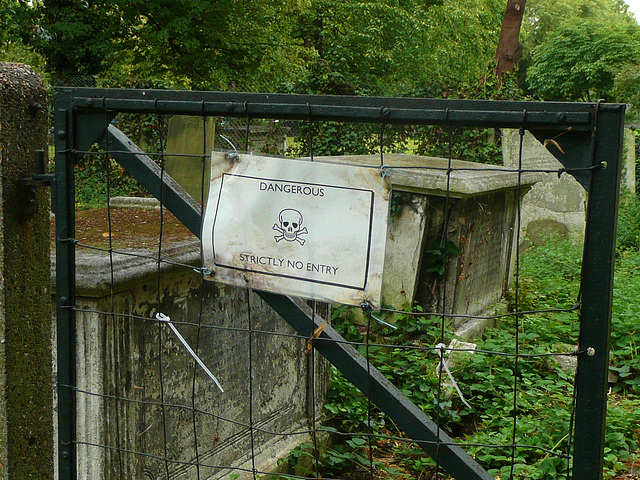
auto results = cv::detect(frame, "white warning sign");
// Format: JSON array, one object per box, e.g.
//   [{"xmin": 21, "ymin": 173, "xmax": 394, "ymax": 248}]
[{"xmin": 202, "ymin": 153, "xmax": 389, "ymax": 307}]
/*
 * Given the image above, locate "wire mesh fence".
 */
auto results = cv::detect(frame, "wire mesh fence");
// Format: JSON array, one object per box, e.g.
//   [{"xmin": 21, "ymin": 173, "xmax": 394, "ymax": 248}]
[{"xmin": 54, "ymin": 89, "xmax": 624, "ymax": 479}]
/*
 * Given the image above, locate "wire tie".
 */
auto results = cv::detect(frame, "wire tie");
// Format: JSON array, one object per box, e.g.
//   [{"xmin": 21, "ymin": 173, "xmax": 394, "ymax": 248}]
[
  {"xmin": 380, "ymin": 164, "xmax": 395, "ymax": 189},
  {"xmin": 557, "ymin": 167, "xmax": 566, "ymax": 178},
  {"xmin": 519, "ymin": 110, "xmax": 527, "ymax": 135},
  {"xmin": 59, "ymin": 237, "xmax": 79, "ymax": 245},
  {"xmin": 435, "ymin": 342, "xmax": 471, "ymax": 410},
  {"xmin": 380, "ymin": 165, "xmax": 395, "ymax": 179},
  {"xmin": 155, "ymin": 313, "xmax": 224, "ymax": 393},
  {"xmin": 195, "ymin": 267, "xmax": 214, "ymax": 275},
  {"xmin": 360, "ymin": 301, "xmax": 373, "ymax": 314}
]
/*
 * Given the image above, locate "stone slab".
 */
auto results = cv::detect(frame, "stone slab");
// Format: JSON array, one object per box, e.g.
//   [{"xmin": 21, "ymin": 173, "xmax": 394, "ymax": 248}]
[
  {"xmin": 382, "ymin": 193, "xmax": 428, "ymax": 309},
  {"xmin": 502, "ymin": 129, "xmax": 587, "ymax": 240},
  {"xmin": 165, "ymin": 115, "xmax": 216, "ymax": 203},
  {"xmin": 310, "ymin": 153, "xmax": 544, "ymax": 198},
  {"xmin": 109, "ymin": 195, "xmax": 160, "ymax": 210}
]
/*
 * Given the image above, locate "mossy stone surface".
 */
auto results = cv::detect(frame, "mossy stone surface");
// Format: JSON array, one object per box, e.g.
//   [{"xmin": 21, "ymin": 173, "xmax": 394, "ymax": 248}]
[{"xmin": 0, "ymin": 62, "xmax": 53, "ymax": 479}]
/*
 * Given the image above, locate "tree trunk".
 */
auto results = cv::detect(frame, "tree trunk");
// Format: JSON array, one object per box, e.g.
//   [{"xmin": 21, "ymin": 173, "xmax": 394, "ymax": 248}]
[{"xmin": 494, "ymin": 0, "xmax": 526, "ymax": 85}]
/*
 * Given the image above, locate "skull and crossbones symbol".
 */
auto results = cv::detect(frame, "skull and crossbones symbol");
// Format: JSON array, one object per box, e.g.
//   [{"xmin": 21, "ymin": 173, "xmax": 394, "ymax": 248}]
[{"xmin": 273, "ymin": 209, "xmax": 308, "ymax": 245}]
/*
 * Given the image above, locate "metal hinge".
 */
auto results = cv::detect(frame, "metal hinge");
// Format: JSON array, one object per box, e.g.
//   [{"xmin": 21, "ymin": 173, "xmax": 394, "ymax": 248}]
[{"xmin": 18, "ymin": 150, "xmax": 55, "ymax": 218}]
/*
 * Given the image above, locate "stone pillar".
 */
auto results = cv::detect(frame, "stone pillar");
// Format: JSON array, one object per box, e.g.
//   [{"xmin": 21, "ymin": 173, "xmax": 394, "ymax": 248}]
[
  {"xmin": 622, "ymin": 127, "xmax": 636, "ymax": 194},
  {"xmin": 0, "ymin": 63, "xmax": 53, "ymax": 478},
  {"xmin": 165, "ymin": 115, "xmax": 216, "ymax": 203},
  {"xmin": 502, "ymin": 129, "xmax": 587, "ymax": 241}
]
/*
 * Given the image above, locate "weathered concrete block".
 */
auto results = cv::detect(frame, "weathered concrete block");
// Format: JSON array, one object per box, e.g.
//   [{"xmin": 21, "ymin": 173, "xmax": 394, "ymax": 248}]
[
  {"xmin": 416, "ymin": 188, "xmax": 521, "ymax": 326},
  {"xmin": 53, "ymin": 241, "xmax": 327, "ymax": 479},
  {"xmin": 312, "ymin": 154, "xmax": 540, "ymax": 327},
  {"xmin": 502, "ymin": 129, "xmax": 587, "ymax": 241},
  {"xmin": 165, "ymin": 115, "xmax": 216, "ymax": 203},
  {"xmin": 109, "ymin": 195, "xmax": 160, "ymax": 210},
  {"xmin": 622, "ymin": 127, "xmax": 636, "ymax": 194},
  {"xmin": 0, "ymin": 62, "xmax": 53, "ymax": 479},
  {"xmin": 382, "ymin": 193, "xmax": 428, "ymax": 309}
]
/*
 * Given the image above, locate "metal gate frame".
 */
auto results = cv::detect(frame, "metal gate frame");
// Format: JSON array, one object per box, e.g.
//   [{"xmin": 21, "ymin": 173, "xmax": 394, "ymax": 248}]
[{"xmin": 54, "ymin": 88, "xmax": 625, "ymax": 479}]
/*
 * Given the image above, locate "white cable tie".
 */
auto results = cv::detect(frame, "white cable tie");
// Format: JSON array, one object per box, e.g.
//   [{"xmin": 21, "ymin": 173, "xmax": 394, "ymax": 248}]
[
  {"xmin": 370, "ymin": 313, "xmax": 398, "ymax": 330},
  {"xmin": 155, "ymin": 313, "xmax": 224, "ymax": 393},
  {"xmin": 219, "ymin": 134, "xmax": 239, "ymax": 159},
  {"xmin": 435, "ymin": 342, "xmax": 471, "ymax": 410}
]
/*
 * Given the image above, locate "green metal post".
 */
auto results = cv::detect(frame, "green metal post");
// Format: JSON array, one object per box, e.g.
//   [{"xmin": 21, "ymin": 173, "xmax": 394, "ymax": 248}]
[
  {"xmin": 54, "ymin": 101, "xmax": 76, "ymax": 480},
  {"xmin": 572, "ymin": 103, "xmax": 625, "ymax": 479}
]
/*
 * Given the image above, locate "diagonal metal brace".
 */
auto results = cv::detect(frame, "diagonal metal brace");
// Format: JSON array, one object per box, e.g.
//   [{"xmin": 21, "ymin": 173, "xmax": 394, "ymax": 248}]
[
  {"xmin": 105, "ymin": 125, "xmax": 493, "ymax": 479},
  {"xmin": 261, "ymin": 294, "xmax": 493, "ymax": 479},
  {"xmin": 102, "ymin": 125, "xmax": 202, "ymax": 237}
]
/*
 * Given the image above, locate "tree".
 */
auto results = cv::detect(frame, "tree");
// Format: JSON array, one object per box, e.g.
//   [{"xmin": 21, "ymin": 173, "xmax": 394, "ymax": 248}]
[
  {"xmin": 10, "ymin": 0, "xmax": 128, "ymax": 78},
  {"xmin": 523, "ymin": 0, "xmax": 634, "ymax": 49},
  {"xmin": 0, "ymin": 1, "xmax": 45, "ymax": 71},
  {"xmin": 494, "ymin": 0, "xmax": 526, "ymax": 85},
  {"xmin": 111, "ymin": 0, "xmax": 294, "ymax": 89},
  {"xmin": 9, "ymin": 0, "xmax": 298, "ymax": 87},
  {"xmin": 526, "ymin": 17, "xmax": 640, "ymax": 101},
  {"xmin": 7, "ymin": 0, "xmax": 509, "ymax": 95},
  {"xmin": 613, "ymin": 64, "xmax": 640, "ymax": 118},
  {"xmin": 519, "ymin": 0, "xmax": 640, "ymax": 101},
  {"xmin": 292, "ymin": 0, "xmax": 506, "ymax": 96}
]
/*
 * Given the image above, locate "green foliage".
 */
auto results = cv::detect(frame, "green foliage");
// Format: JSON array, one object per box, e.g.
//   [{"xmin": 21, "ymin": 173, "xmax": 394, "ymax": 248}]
[
  {"xmin": 7, "ymin": 0, "xmax": 511, "ymax": 96},
  {"xmin": 609, "ymin": 249, "xmax": 640, "ymax": 395},
  {"xmin": 523, "ymin": 0, "xmax": 636, "ymax": 49},
  {"xmin": 287, "ymin": 121, "xmax": 410, "ymax": 158},
  {"xmin": 10, "ymin": 0, "xmax": 128, "ymax": 77},
  {"xmin": 285, "ymin": 68, "xmax": 524, "ymax": 166},
  {"xmin": 415, "ymin": 126, "xmax": 503, "ymax": 165},
  {"xmin": 635, "ymin": 129, "xmax": 640, "ymax": 193},
  {"xmin": 613, "ymin": 64, "xmax": 640, "ymax": 119},
  {"xmin": 291, "ymin": 234, "xmax": 640, "ymax": 479},
  {"xmin": 526, "ymin": 17, "xmax": 640, "ymax": 101},
  {"xmin": 455, "ymin": 327, "xmax": 576, "ymax": 477},
  {"xmin": 114, "ymin": 0, "xmax": 287, "ymax": 89},
  {"xmin": 512, "ymin": 236, "xmax": 582, "ymax": 312},
  {"xmin": 423, "ymin": 239, "xmax": 462, "ymax": 278},
  {"xmin": 73, "ymin": 111, "xmax": 167, "ymax": 208},
  {"xmin": 411, "ymin": 69, "xmax": 526, "ymax": 165},
  {"xmin": 297, "ymin": 309, "xmax": 465, "ymax": 478},
  {"xmin": 0, "ymin": 1, "xmax": 47, "ymax": 75},
  {"xmin": 74, "ymin": 153, "xmax": 147, "ymax": 209},
  {"xmin": 521, "ymin": 0, "xmax": 640, "ymax": 103},
  {"xmin": 617, "ymin": 190, "xmax": 640, "ymax": 252},
  {"xmin": 290, "ymin": 0, "xmax": 505, "ymax": 96}
]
